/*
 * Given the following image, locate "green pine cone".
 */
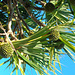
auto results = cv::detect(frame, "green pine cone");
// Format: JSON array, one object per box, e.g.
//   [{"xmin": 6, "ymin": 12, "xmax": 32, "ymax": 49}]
[
  {"xmin": 44, "ymin": 3, "xmax": 55, "ymax": 12},
  {"xmin": 0, "ymin": 44, "xmax": 14, "ymax": 58},
  {"xmin": 49, "ymin": 28, "xmax": 60, "ymax": 41},
  {"xmin": 54, "ymin": 39, "xmax": 64, "ymax": 49}
]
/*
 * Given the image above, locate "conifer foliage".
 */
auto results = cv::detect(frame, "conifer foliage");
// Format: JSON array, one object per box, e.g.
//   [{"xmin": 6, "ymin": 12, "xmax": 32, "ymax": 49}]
[{"xmin": 0, "ymin": 0, "xmax": 75, "ymax": 75}]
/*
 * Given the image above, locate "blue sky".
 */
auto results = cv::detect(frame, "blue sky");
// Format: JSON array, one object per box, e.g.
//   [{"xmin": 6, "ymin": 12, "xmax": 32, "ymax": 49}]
[
  {"xmin": 0, "ymin": 54, "xmax": 75, "ymax": 75},
  {"xmin": 0, "ymin": 0, "xmax": 75, "ymax": 75}
]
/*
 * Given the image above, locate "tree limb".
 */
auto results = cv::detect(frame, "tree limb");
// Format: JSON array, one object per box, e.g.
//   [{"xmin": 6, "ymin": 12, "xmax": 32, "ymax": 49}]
[
  {"xmin": 13, "ymin": 0, "xmax": 30, "ymax": 31},
  {"xmin": 0, "ymin": 22, "xmax": 16, "ymax": 52},
  {"xmin": 18, "ymin": 0, "xmax": 46, "ymax": 27},
  {"xmin": 7, "ymin": 0, "xmax": 18, "ymax": 40}
]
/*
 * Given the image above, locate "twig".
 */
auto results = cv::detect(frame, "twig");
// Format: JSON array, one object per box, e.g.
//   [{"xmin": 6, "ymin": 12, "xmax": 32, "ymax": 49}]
[
  {"xmin": 7, "ymin": 0, "xmax": 14, "ymax": 31},
  {"xmin": 35, "ymin": 0, "xmax": 46, "ymax": 6},
  {"xmin": 7, "ymin": 0, "xmax": 18, "ymax": 41},
  {"xmin": 13, "ymin": 22, "xmax": 18, "ymax": 35},
  {"xmin": 0, "ymin": 33, "xmax": 6, "ymax": 35},
  {"xmin": 0, "ymin": 22, "xmax": 16, "ymax": 52},
  {"xmin": 13, "ymin": 0, "xmax": 30, "ymax": 31},
  {"xmin": 13, "ymin": 13, "xmax": 24, "ymax": 38}
]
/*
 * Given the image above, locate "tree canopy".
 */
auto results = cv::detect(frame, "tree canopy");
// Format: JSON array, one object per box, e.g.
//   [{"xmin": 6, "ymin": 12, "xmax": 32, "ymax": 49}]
[{"xmin": 0, "ymin": 0, "xmax": 75, "ymax": 75}]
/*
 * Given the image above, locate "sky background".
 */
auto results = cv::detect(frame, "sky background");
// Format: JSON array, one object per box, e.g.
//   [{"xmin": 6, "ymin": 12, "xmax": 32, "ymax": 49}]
[
  {"xmin": 0, "ymin": 54, "xmax": 75, "ymax": 75},
  {"xmin": 0, "ymin": 0, "xmax": 75, "ymax": 75}
]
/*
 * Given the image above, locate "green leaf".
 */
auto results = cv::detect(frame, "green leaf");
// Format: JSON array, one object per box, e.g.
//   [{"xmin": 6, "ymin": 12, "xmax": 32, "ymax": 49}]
[
  {"xmin": 10, "ymin": 67, "xmax": 16, "ymax": 75},
  {"xmin": 56, "ymin": 54, "xmax": 62, "ymax": 70},
  {"xmin": 18, "ymin": 64, "xmax": 25, "ymax": 75},
  {"xmin": 17, "ymin": 51, "xmax": 43, "ymax": 74},
  {"xmin": 0, "ymin": 59, "xmax": 10, "ymax": 66},
  {"xmin": 59, "ymin": 37, "xmax": 75, "ymax": 52},
  {"xmin": 63, "ymin": 47, "xmax": 75, "ymax": 61}
]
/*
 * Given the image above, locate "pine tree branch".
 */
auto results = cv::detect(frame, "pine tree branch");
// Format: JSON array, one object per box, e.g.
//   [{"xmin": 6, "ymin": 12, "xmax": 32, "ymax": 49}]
[
  {"xmin": 7, "ymin": 0, "xmax": 18, "ymax": 41},
  {"xmin": 18, "ymin": 0, "xmax": 46, "ymax": 27},
  {"xmin": 13, "ymin": 13, "xmax": 24, "ymax": 38},
  {"xmin": 0, "ymin": 33, "xmax": 6, "ymax": 35},
  {"xmin": 7, "ymin": 0, "xmax": 14, "ymax": 31},
  {"xmin": 0, "ymin": 22, "xmax": 16, "ymax": 52},
  {"xmin": 13, "ymin": 0, "xmax": 30, "ymax": 31}
]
